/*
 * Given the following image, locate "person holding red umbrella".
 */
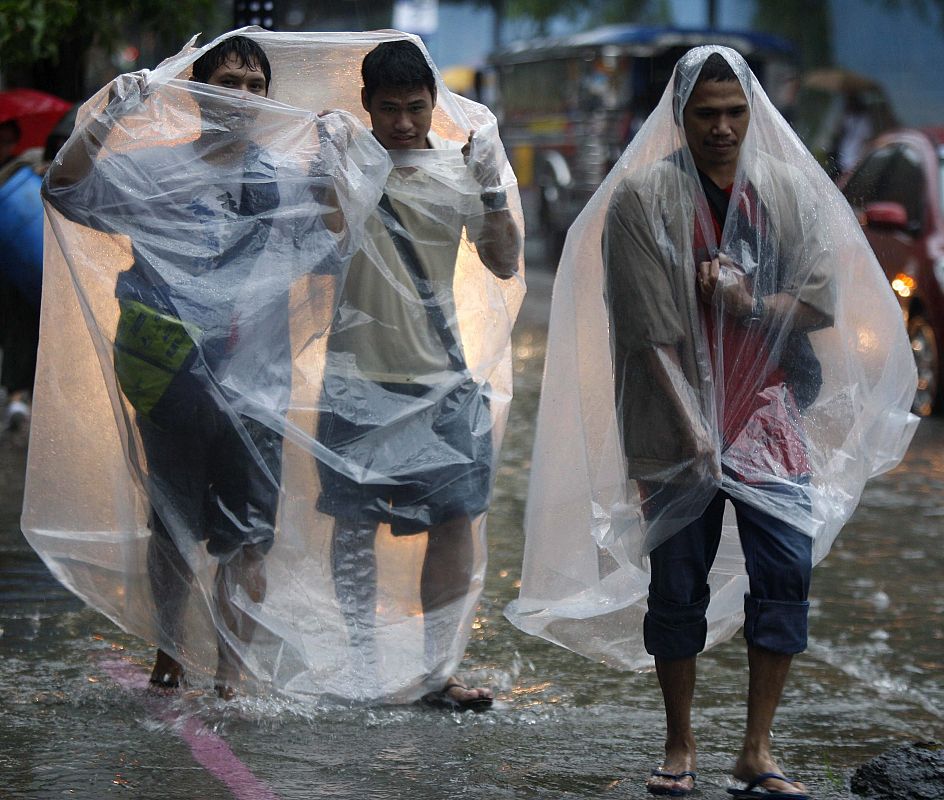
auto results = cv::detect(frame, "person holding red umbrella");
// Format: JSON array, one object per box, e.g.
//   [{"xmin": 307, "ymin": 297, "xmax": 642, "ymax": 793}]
[
  {"xmin": 0, "ymin": 88, "xmax": 72, "ymax": 155},
  {"xmin": 0, "ymin": 88, "xmax": 72, "ymax": 433}
]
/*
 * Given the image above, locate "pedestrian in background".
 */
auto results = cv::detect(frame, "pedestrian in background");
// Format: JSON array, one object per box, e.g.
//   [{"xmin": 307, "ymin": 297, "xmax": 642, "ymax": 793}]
[{"xmin": 0, "ymin": 118, "xmax": 42, "ymax": 435}]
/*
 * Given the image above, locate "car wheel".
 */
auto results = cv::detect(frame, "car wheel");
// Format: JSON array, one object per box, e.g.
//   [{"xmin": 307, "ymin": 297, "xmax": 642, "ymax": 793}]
[{"xmin": 909, "ymin": 313, "xmax": 940, "ymax": 416}]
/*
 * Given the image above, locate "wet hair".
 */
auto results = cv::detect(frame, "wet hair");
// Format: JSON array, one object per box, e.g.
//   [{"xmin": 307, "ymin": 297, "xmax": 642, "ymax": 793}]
[
  {"xmin": 696, "ymin": 52, "xmax": 738, "ymax": 84},
  {"xmin": 672, "ymin": 50, "xmax": 743, "ymax": 123},
  {"xmin": 191, "ymin": 35, "xmax": 271, "ymax": 90},
  {"xmin": 361, "ymin": 40, "xmax": 436, "ymax": 105}
]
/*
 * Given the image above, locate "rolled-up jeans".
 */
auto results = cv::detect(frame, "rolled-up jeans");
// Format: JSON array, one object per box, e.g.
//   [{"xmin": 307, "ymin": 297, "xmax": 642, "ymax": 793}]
[{"xmin": 643, "ymin": 484, "xmax": 812, "ymax": 660}]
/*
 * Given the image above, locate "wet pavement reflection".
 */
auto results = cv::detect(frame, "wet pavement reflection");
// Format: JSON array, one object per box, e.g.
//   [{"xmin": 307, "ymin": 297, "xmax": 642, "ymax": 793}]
[{"xmin": 1, "ymin": 265, "xmax": 941, "ymax": 799}]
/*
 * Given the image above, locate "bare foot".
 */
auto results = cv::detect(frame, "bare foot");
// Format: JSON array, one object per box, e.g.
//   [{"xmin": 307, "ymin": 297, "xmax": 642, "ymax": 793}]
[
  {"xmin": 733, "ymin": 755, "xmax": 807, "ymax": 796},
  {"xmin": 214, "ymin": 683, "xmax": 237, "ymax": 701},
  {"xmin": 422, "ymin": 676, "xmax": 493, "ymax": 712},
  {"xmin": 148, "ymin": 649, "xmax": 184, "ymax": 694},
  {"xmin": 444, "ymin": 676, "xmax": 493, "ymax": 705},
  {"xmin": 646, "ymin": 737, "xmax": 697, "ymax": 796}
]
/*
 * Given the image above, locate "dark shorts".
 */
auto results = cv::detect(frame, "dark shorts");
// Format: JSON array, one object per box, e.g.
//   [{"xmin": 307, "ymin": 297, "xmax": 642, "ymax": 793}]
[
  {"xmin": 135, "ymin": 355, "xmax": 283, "ymax": 560},
  {"xmin": 643, "ymin": 482, "xmax": 813, "ymax": 660},
  {"xmin": 315, "ymin": 376, "xmax": 493, "ymax": 535}
]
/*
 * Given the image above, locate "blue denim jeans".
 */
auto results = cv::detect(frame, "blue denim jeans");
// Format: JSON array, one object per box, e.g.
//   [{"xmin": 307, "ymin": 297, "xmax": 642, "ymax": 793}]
[{"xmin": 644, "ymin": 485, "xmax": 812, "ymax": 660}]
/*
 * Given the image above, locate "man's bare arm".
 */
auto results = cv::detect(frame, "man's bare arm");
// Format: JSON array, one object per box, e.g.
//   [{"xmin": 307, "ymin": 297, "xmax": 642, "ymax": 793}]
[
  {"xmin": 47, "ymin": 74, "xmax": 148, "ymax": 190},
  {"xmin": 463, "ymin": 130, "xmax": 521, "ymax": 279},
  {"xmin": 646, "ymin": 344, "xmax": 720, "ymax": 479},
  {"xmin": 473, "ymin": 208, "xmax": 521, "ymax": 279}
]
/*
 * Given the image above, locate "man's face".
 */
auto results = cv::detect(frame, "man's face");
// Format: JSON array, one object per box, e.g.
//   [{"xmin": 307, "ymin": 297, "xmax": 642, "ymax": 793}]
[
  {"xmin": 205, "ymin": 54, "xmax": 268, "ymax": 96},
  {"xmin": 195, "ymin": 54, "xmax": 268, "ymax": 135},
  {"xmin": 682, "ymin": 78, "xmax": 749, "ymax": 177},
  {"xmin": 362, "ymin": 85, "xmax": 434, "ymax": 150}
]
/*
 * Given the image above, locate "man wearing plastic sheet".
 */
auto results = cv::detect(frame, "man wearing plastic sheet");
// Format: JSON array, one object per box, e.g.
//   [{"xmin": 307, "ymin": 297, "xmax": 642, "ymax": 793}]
[
  {"xmin": 505, "ymin": 44, "xmax": 916, "ymax": 799},
  {"xmin": 41, "ymin": 35, "xmax": 387, "ymax": 697},
  {"xmin": 316, "ymin": 41, "xmax": 521, "ymax": 710},
  {"xmin": 605, "ymin": 48, "xmax": 838, "ymax": 798}
]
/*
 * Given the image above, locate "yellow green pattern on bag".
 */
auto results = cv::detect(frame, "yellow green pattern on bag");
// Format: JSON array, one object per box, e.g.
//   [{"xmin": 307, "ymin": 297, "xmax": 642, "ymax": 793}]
[{"xmin": 113, "ymin": 299, "xmax": 200, "ymax": 419}]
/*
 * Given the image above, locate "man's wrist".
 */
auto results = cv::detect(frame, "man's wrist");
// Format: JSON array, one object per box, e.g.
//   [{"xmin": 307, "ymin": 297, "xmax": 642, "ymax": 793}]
[
  {"xmin": 86, "ymin": 112, "xmax": 115, "ymax": 148},
  {"xmin": 744, "ymin": 293, "xmax": 766, "ymax": 323},
  {"xmin": 480, "ymin": 187, "xmax": 507, "ymax": 211}
]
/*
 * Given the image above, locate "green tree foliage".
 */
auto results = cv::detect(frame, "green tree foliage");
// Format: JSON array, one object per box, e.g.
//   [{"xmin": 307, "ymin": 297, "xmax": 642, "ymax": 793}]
[
  {"xmin": 752, "ymin": 0, "xmax": 833, "ymax": 68},
  {"xmin": 593, "ymin": 0, "xmax": 670, "ymax": 25},
  {"xmin": 507, "ymin": 0, "xmax": 582, "ymax": 24},
  {"xmin": 506, "ymin": 0, "xmax": 659, "ymax": 26},
  {"xmin": 0, "ymin": 0, "xmax": 79, "ymax": 67},
  {"xmin": 467, "ymin": 0, "xmax": 581, "ymax": 35},
  {"xmin": 0, "ymin": 0, "xmax": 217, "ymax": 70}
]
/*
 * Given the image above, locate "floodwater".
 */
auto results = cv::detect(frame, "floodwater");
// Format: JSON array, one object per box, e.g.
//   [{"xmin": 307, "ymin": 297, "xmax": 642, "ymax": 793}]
[{"xmin": 1, "ymin": 266, "xmax": 941, "ymax": 800}]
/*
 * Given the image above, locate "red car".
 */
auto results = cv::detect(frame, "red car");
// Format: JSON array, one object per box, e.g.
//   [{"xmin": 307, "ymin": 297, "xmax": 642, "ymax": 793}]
[{"xmin": 840, "ymin": 127, "xmax": 944, "ymax": 416}]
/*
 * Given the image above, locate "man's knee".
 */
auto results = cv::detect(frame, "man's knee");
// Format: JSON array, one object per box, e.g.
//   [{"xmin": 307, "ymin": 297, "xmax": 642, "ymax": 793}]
[
  {"xmin": 738, "ymin": 495, "xmax": 813, "ymax": 603},
  {"xmin": 747, "ymin": 530, "xmax": 812, "ymax": 604}
]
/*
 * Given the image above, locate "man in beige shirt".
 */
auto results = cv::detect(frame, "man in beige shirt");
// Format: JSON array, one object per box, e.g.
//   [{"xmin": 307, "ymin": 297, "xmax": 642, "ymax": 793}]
[{"xmin": 317, "ymin": 40, "xmax": 520, "ymax": 710}]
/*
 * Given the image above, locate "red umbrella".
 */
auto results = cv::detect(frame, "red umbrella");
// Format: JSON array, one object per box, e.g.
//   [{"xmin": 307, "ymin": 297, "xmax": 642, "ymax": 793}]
[{"xmin": 0, "ymin": 88, "xmax": 73, "ymax": 156}]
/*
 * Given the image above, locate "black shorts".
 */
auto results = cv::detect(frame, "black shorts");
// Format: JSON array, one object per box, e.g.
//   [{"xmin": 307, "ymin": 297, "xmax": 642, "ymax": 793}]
[
  {"xmin": 315, "ymin": 376, "xmax": 493, "ymax": 535},
  {"xmin": 135, "ymin": 357, "xmax": 283, "ymax": 560}
]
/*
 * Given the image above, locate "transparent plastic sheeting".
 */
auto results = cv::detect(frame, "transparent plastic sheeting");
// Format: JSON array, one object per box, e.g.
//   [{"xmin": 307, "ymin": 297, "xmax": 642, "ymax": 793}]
[
  {"xmin": 25, "ymin": 28, "xmax": 525, "ymax": 702},
  {"xmin": 505, "ymin": 46, "xmax": 916, "ymax": 670}
]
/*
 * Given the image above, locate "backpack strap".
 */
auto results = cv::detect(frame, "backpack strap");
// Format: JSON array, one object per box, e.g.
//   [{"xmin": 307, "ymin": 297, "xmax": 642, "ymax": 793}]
[{"xmin": 377, "ymin": 192, "xmax": 468, "ymax": 375}]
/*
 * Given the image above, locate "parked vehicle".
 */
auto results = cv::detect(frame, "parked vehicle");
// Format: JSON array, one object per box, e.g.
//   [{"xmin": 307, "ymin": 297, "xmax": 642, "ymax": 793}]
[
  {"xmin": 840, "ymin": 127, "xmax": 944, "ymax": 415},
  {"xmin": 485, "ymin": 25, "xmax": 797, "ymax": 261}
]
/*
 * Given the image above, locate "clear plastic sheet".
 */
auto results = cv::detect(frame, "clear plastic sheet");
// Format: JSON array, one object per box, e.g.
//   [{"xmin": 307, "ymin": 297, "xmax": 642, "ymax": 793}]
[
  {"xmin": 24, "ymin": 28, "xmax": 525, "ymax": 701},
  {"xmin": 505, "ymin": 46, "xmax": 916, "ymax": 670}
]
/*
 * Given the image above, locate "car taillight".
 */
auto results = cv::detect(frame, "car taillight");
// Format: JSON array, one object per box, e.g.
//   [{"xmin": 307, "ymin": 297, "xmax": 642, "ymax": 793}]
[{"xmin": 892, "ymin": 273, "xmax": 917, "ymax": 298}]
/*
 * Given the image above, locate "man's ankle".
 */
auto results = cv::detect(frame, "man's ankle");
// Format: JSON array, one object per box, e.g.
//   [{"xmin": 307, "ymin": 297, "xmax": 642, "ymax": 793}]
[{"xmin": 150, "ymin": 649, "xmax": 184, "ymax": 686}]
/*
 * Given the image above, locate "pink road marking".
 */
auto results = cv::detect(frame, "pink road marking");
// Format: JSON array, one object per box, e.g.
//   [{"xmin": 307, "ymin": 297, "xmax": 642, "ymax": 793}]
[{"xmin": 100, "ymin": 657, "xmax": 280, "ymax": 800}]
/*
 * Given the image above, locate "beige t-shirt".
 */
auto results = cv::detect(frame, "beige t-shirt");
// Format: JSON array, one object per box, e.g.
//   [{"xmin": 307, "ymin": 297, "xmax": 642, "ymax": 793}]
[{"xmin": 327, "ymin": 132, "xmax": 484, "ymax": 384}]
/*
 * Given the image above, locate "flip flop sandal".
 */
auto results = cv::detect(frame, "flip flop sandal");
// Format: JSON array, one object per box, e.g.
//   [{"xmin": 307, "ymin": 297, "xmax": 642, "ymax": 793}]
[
  {"xmin": 727, "ymin": 772, "xmax": 810, "ymax": 799},
  {"xmin": 647, "ymin": 768, "xmax": 698, "ymax": 796},
  {"xmin": 146, "ymin": 672, "xmax": 183, "ymax": 695}
]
